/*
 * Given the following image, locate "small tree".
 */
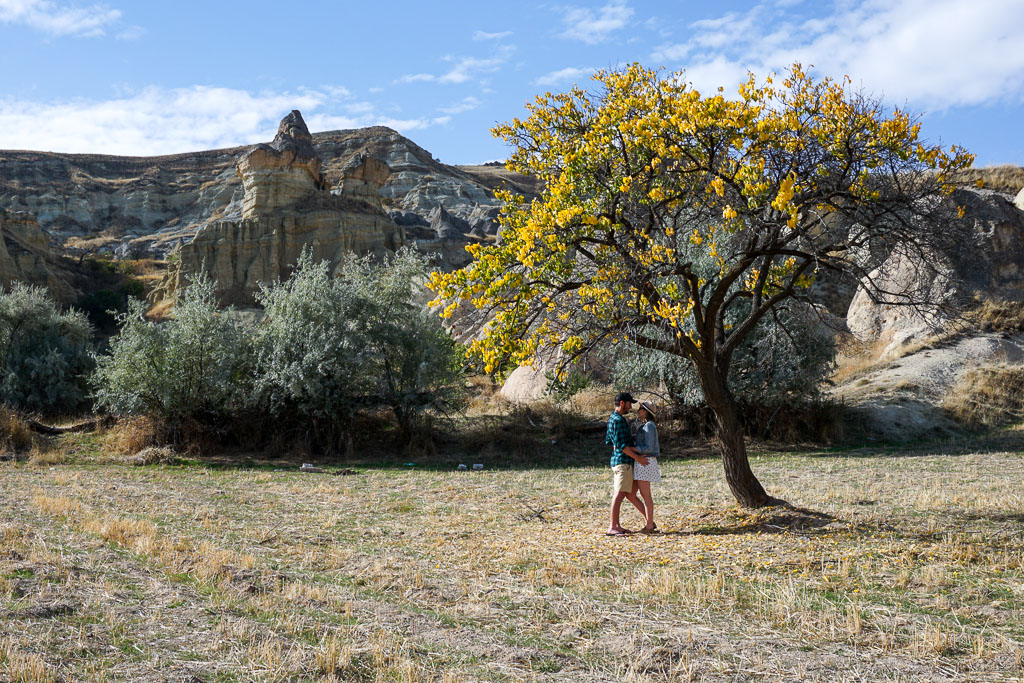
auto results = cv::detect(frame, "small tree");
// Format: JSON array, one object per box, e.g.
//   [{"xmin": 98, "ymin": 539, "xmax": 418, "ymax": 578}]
[
  {"xmin": 91, "ymin": 274, "xmax": 253, "ymax": 433},
  {"xmin": 429, "ymin": 63, "xmax": 974, "ymax": 507},
  {"xmin": 0, "ymin": 283, "xmax": 94, "ymax": 413}
]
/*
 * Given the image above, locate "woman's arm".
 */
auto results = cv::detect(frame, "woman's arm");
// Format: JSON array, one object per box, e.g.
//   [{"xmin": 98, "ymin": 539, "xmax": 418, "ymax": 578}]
[
  {"xmin": 638, "ymin": 423, "xmax": 659, "ymax": 455},
  {"xmin": 634, "ymin": 425, "xmax": 647, "ymax": 451}
]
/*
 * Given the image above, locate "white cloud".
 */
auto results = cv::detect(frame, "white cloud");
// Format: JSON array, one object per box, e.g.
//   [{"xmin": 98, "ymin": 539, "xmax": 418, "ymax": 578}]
[
  {"xmin": 438, "ymin": 96, "xmax": 482, "ymax": 114},
  {"xmin": 0, "ymin": 0, "xmax": 121, "ymax": 36},
  {"xmin": 440, "ymin": 45, "xmax": 515, "ymax": 84},
  {"xmin": 0, "ymin": 85, "xmax": 452, "ymax": 155},
  {"xmin": 653, "ymin": 0, "xmax": 1024, "ymax": 110},
  {"xmin": 473, "ymin": 29, "xmax": 511, "ymax": 41},
  {"xmin": 559, "ymin": 0, "xmax": 633, "ymax": 44},
  {"xmin": 534, "ymin": 66, "xmax": 595, "ymax": 87},
  {"xmin": 397, "ymin": 45, "xmax": 514, "ymax": 86},
  {"xmin": 397, "ymin": 73, "xmax": 437, "ymax": 83}
]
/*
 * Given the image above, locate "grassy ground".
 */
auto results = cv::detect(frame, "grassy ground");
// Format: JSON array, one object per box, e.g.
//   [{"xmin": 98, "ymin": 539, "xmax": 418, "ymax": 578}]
[{"xmin": 2, "ymin": 426, "xmax": 1023, "ymax": 681}]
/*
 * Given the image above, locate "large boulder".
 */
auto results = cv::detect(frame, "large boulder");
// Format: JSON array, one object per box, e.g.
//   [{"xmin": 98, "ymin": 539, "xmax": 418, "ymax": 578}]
[
  {"xmin": 847, "ymin": 188, "xmax": 1024, "ymax": 357},
  {"xmin": 500, "ymin": 365, "xmax": 550, "ymax": 403}
]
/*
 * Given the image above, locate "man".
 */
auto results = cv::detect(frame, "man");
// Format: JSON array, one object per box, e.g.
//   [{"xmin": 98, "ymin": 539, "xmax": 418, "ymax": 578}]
[{"xmin": 605, "ymin": 391, "xmax": 649, "ymax": 536}]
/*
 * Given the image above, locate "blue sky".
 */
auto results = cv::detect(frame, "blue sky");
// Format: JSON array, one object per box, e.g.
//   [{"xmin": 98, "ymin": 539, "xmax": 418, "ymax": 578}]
[{"xmin": 0, "ymin": 0, "xmax": 1022, "ymax": 166}]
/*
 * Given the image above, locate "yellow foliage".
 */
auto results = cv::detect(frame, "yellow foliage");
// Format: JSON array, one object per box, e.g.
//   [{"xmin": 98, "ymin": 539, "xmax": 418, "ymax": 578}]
[{"xmin": 427, "ymin": 62, "xmax": 975, "ymax": 373}]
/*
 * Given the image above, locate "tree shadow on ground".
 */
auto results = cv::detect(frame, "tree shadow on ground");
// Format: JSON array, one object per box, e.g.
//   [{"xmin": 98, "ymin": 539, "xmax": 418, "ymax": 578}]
[
  {"xmin": 657, "ymin": 505, "xmax": 840, "ymax": 537},
  {"xmin": 949, "ymin": 511, "xmax": 1024, "ymax": 525}
]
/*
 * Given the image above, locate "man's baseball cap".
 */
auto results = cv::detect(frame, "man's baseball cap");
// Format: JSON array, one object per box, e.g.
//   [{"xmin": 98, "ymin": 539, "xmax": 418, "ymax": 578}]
[{"xmin": 614, "ymin": 391, "xmax": 636, "ymax": 404}]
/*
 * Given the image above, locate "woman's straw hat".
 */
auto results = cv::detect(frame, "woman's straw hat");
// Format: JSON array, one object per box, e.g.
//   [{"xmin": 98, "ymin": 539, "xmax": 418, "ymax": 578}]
[{"xmin": 638, "ymin": 401, "xmax": 656, "ymax": 419}]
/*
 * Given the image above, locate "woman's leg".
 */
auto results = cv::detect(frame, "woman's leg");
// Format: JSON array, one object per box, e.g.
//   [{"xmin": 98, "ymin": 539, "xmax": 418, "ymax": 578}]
[
  {"xmin": 638, "ymin": 480, "xmax": 655, "ymax": 529},
  {"xmin": 627, "ymin": 480, "xmax": 646, "ymax": 518}
]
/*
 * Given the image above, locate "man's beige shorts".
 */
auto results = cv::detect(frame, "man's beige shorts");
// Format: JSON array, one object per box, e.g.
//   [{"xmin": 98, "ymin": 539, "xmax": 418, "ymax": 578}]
[{"xmin": 612, "ymin": 464, "xmax": 633, "ymax": 494}]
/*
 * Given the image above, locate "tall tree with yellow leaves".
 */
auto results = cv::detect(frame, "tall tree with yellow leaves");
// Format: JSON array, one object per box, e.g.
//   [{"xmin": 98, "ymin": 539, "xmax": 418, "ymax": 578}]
[{"xmin": 430, "ymin": 64, "xmax": 974, "ymax": 508}]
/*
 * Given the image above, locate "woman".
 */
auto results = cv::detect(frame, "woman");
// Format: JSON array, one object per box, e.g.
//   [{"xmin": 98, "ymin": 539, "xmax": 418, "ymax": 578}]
[{"xmin": 632, "ymin": 401, "xmax": 661, "ymax": 533}]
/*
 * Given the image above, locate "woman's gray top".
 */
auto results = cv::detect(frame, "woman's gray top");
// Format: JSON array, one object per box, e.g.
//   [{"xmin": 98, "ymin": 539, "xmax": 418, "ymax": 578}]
[{"xmin": 635, "ymin": 421, "xmax": 660, "ymax": 457}]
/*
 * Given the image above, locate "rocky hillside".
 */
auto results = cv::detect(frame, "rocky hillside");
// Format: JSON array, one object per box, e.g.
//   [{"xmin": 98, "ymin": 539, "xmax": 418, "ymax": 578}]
[{"xmin": 0, "ymin": 126, "xmax": 540, "ymax": 260}]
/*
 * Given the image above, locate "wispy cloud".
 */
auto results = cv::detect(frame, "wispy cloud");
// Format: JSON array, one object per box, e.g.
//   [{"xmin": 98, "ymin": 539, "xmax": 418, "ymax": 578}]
[
  {"xmin": 397, "ymin": 73, "xmax": 436, "ymax": 84},
  {"xmin": 438, "ymin": 96, "xmax": 482, "ymax": 115},
  {"xmin": 473, "ymin": 29, "xmax": 511, "ymax": 41},
  {"xmin": 652, "ymin": 0, "xmax": 1024, "ymax": 110},
  {"xmin": 0, "ymin": 0, "xmax": 122, "ymax": 37},
  {"xmin": 559, "ymin": 0, "xmax": 633, "ymax": 44},
  {"xmin": 0, "ymin": 85, "xmax": 451, "ymax": 155},
  {"xmin": 397, "ymin": 45, "xmax": 515, "ymax": 85},
  {"xmin": 534, "ymin": 66, "xmax": 595, "ymax": 87}
]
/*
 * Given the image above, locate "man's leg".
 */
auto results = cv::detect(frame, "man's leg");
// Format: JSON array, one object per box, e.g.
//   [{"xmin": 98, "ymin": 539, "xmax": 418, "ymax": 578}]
[
  {"xmin": 609, "ymin": 491, "xmax": 628, "ymax": 532},
  {"xmin": 608, "ymin": 465, "xmax": 633, "ymax": 532}
]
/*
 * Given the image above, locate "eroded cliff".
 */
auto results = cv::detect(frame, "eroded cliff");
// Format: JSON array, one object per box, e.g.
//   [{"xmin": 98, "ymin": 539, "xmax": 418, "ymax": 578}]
[
  {"xmin": 0, "ymin": 123, "xmax": 539, "ymax": 260},
  {"xmin": 157, "ymin": 111, "xmax": 407, "ymax": 306}
]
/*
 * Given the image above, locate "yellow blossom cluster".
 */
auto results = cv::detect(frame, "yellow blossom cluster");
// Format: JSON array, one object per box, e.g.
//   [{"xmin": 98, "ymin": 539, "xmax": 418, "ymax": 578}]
[{"xmin": 427, "ymin": 62, "xmax": 975, "ymax": 373}]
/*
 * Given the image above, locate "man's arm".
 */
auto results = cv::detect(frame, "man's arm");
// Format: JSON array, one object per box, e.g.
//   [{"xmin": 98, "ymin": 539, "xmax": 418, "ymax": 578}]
[{"xmin": 623, "ymin": 446, "xmax": 649, "ymax": 467}]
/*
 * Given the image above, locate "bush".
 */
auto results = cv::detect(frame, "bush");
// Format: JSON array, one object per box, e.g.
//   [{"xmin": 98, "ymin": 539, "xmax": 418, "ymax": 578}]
[
  {"xmin": 0, "ymin": 283, "xmax": 94, "ymax": 413},
  {"xmin": 253, "ymin": 249, "xmax": 463, "ymax": 448},
  {"xmin": 91, "ymin": 251, "xmax": 464, "ymax": 453},
  {"xmin": 76, "ymin": 282, "xmax": 144, "ymax": 333},
  {"xmin": 0, "ymin": 404, "xmax": 33, "ymax": 453},
  {"xmin": 91, "ymin": 273, "xmax": 253, "ymax": 436}
]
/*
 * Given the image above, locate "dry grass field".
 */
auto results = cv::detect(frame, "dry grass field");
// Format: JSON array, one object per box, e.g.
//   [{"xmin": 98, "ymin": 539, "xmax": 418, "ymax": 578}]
[{"xmin": 2, "ymin": 426, "xmax": 1024, "ymax": 682}]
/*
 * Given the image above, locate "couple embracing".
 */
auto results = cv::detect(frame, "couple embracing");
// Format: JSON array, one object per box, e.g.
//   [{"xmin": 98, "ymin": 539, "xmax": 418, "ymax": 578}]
[{"xmin": 605, "ymin": 391, "xmax": 661, "ymax": 536}]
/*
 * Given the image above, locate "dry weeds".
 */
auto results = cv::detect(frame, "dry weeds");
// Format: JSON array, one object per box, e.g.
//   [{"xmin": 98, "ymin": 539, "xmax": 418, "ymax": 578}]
[
  {"xmin": 1, "ymin": 435, "xmax": 1023, "ymax": 681},
  {"xmin": 944, "ymin": 364, "xmax": 1024, "ymax": 428},
  {"xmin": 0, "ymin": 406, "xmax": 33, "ymax": 454}
]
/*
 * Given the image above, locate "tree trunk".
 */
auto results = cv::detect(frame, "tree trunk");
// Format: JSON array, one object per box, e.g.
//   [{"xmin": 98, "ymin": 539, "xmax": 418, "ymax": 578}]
[{"xmin": 696, "ymin": 360, "xmax": 781, "ymax": 508}]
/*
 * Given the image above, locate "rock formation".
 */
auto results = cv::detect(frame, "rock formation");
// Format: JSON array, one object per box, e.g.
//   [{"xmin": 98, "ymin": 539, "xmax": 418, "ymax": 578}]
[
  {"xmin": 159, "ymin": 111, "xmax": 407, "ymax": 305},
  {"xmin": 237, "ymin": 110, "xmax": 327, "ymax": 217},
  {"xmin": 847, "ymin": 188, "xmax": 1024, "ymax": 357},
  {"xmin": 0, "ymin": 208, "xmax": 75, "ymax": 301}
]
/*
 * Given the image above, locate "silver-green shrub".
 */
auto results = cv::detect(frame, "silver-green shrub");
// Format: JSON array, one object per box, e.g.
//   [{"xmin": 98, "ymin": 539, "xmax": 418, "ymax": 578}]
[
  {"xmin": 253, "ymin": 248, "xmax": 463, "ymax": 440},
  {"xmin": 91, "ymin": 274, "xmax": 253, "ymax": 427},
  {"xmin": 0, "ymin": 283, "xmax": 94, "ymax": 413}
]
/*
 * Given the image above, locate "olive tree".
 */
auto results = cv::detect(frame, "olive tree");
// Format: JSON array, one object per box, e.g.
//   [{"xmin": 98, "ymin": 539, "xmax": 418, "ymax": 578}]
[{"xmin": 254, "ymin": 249, "xmax": 462, "ymax": 445}]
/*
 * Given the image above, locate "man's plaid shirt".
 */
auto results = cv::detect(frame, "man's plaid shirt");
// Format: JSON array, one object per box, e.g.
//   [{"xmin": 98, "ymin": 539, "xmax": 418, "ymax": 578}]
[{"xmin": 605, "ymin": 411, "xmax": 634, "ymax": 467}]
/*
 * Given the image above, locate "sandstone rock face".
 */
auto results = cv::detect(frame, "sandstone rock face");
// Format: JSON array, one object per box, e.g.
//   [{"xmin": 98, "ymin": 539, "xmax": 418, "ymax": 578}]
[
  {"xmin": 847, "ymin": 188, "xmax": 1024, "ymax": 357},
  {"xmin": 335, "ymin": 155, "xmax": 390, "ymax": 211},
  {"xmin": 238, "ymin": 111, "xmax": 324, "ymax": 218},
  {"xmin": 0, "ymin": 209, "xmax": 74, "ymax": 301},
  {"xmin": 428, "ymin": 204, "xmax": 470, "ymax": 240},
  {"xmin": 162, "ymin": 111, "xmax": 406, "ymax": 306}
]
